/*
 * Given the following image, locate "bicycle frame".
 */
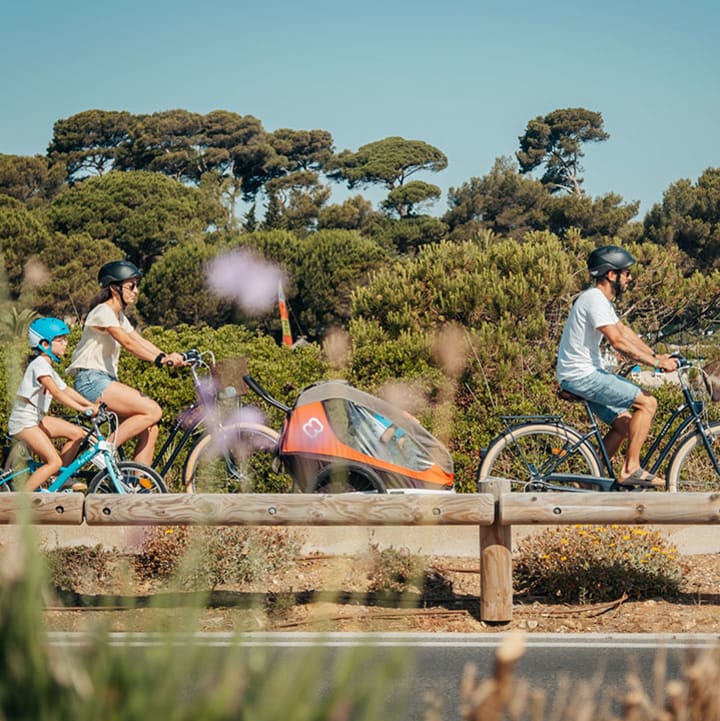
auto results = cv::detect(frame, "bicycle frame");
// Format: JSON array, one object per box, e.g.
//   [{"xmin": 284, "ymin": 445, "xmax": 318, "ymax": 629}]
[
  {"xmin": 1, "ymin": 409, "xmax": 131, "ymax": 493},
  {"xmin": 149, "ymin": 350, "xmax": 244, "ymax": 478}
]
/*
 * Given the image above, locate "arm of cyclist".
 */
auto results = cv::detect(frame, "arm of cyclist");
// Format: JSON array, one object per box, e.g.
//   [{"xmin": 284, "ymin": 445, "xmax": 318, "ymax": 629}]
[
  {"xmin": 599, "ymin": 322, "xmax": 678, "ymax": 372},
  {"xmin": 38, "ymin": 375, "xmax": 99, "ymax": 416},
  {"xmin": 104, "ymin": 326, "xmax": 185, "ymax": 368}
]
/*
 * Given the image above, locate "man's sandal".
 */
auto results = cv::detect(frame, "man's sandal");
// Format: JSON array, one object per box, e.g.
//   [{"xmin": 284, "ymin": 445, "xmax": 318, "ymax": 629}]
[{"xmin": 618, "ymin": 467, "xmax": 665, "ymax": 489}]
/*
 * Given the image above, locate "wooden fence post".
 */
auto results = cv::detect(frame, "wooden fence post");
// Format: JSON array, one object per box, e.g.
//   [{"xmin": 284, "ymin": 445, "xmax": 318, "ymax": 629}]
[{"xmin": 479, "ymin": 479, "xmax": 512, "ymax": 623}]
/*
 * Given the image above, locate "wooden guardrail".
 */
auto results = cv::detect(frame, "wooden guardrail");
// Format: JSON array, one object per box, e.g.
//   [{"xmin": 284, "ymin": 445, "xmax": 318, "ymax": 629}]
[{"xmin": 3, "ymin": 482, "xmax": 720, "ymax": 623}]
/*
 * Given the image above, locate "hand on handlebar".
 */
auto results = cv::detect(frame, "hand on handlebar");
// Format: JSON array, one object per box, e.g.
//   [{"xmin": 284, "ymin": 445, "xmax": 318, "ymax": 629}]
[
  {"xmin": 163, "ymin": 351, "xmax": 187, "ymax": 368},
  {"xmin": 655, "ymin": 352, "xmax": 682, "ymax": 373}
]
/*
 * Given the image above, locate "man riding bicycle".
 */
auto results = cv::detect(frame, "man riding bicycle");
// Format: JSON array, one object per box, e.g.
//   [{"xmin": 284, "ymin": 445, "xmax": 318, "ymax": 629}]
[{"xmin": 556, "ymin": 245, "xmax": 679, "ymax": 488}]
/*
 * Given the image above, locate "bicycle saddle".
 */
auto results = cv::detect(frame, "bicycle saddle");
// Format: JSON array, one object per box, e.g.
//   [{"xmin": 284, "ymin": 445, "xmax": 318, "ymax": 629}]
[{"xmin": 557, "ymin": 387, "xmax": 584, "ymax": 403}]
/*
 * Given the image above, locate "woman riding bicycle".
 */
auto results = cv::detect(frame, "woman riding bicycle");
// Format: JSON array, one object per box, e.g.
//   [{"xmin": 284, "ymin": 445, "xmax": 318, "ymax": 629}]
[
  {"xmin": 67, "ymin": 260, "xmax": 185, "ymax": 465},
  {"xmin": 556, "ymin": 245, "xmax": 679, "ymax": 488},
  {"xmin": 9, "ymin": 317, "xmax": 98, "ymax": 491}
]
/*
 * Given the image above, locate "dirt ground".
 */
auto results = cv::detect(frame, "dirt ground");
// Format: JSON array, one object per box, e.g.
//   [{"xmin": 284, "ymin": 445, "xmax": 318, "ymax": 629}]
[{"xmin": 43, "ymin": 551, "xmax": 720, "ymax": 635}]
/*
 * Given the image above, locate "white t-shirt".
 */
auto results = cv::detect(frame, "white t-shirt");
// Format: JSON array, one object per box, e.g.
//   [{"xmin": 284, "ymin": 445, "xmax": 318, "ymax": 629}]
[
  {"xmin": 556, "ymin": 287, "xmax": 619, "ymax": 382},
  {"xmin": 8, "ymin": 355, "xmax": 68, "ymax": 435},
  {"xmin": 66, "ymin": 303, "xmax": 134, "ymax": 377}
]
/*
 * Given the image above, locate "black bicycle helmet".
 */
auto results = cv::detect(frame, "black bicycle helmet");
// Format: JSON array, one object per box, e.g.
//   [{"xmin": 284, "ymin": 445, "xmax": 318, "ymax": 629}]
[
  {"xmin": 98, "ymin": 260, "xmax": 142, "ymax": 287},
  {"xmin": 587, "ymin": 245, "xmax": 636, "ymax": 278}
]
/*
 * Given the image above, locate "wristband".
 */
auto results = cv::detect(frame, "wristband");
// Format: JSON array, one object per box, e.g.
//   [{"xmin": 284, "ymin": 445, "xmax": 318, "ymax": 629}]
[{"xmin": 154, "ymin": 352, "xmax": 167, "ymax": 368}]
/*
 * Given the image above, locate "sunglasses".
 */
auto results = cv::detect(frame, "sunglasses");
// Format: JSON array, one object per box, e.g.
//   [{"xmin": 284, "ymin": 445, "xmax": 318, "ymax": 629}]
[{"xmin": 122, "ymin": 281, "xmax": 140, "ymax": 291}]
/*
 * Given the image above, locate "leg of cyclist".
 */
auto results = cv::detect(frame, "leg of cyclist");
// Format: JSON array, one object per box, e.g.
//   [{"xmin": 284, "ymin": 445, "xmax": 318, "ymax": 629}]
[
  {"xmin": 619, "ymin": 390, "xmax": 657, "ymax": 483},
  {"xmin": 13, "ymin": 425, "xmax": 63, "ymax": 491},
  {"xmin": 99, "ymin": 381, "xmax": 162, "ymax": 465},
  {"xmin": 604, "ymin": 414, "xmax": 630, "ymax": 458}
]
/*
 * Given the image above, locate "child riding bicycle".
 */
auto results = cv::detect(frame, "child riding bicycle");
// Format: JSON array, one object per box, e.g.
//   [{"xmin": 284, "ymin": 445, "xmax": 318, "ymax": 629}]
[{"xmin": 8, "ymin": 317, "xmax": 98, "ymax": 491}]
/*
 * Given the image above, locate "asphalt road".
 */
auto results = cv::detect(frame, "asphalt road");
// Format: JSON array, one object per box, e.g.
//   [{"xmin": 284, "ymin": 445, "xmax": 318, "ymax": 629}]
[{"xmin": 48, "ymin": 631, "xmax": 720, "ymax": 720}]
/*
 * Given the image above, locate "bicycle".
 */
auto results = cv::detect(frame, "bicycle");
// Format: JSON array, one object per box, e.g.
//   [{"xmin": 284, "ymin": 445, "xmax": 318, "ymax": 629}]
[
  {"xmin": 0, "ymin": 405, "xmax": 167, "ymax": 494},
  {"xmin": 113, "ymin": 349, "xmax": 288, "ymax": 493},
  {"xmin": 476, "ymin": 355, "xmax": 720, "ymax": 493}
]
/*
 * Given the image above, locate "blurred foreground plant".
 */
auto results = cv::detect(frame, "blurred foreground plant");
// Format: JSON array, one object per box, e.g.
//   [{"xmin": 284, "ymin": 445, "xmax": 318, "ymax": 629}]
[{"xmin": 0, "ymin": 513, "xmax": 410, "ymax": 721}]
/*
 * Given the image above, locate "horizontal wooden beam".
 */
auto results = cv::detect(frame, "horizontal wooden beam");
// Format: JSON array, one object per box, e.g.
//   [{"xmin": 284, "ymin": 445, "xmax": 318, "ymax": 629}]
[
  {"xmin": 0, "ymin": 493, "xmax": 84, "ymax": 525},
  {"xmin": 499, "ymin": 491, "xmax": 720, "ymax": 525},
  {"xmin": 84, "ymin": 492, "xmax": 496, "ymax": 527}
]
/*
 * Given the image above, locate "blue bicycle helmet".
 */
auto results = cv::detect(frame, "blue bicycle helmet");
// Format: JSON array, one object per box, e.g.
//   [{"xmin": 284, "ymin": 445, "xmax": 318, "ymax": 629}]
[{"xmin": 28, "ymin": 317, "xmax": 70, "ymax": 362}]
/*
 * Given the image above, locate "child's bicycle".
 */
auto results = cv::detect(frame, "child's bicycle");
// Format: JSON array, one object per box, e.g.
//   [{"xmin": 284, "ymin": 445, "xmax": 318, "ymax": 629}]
[
  {"xmin": 0, "ymin": 405, "xmax": 167, "ymax": 494},
  {"xmin": 476, "ymin": 355, "xmax": 720, "ymax": 493}
]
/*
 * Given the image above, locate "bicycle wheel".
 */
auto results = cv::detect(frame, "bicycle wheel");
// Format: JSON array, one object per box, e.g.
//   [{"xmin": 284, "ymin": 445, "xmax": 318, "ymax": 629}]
[
  {"xmin": 312, "ymin": 463, "xmax": 386, "ymax": 494},
  {"xmin": 87, "ymin": 461, "xmax": 167, "ymax": 494},
  {"xmin": 666, "ymin": 422, "xmax": 720, "ymax": 492},
  {"xmin": 183, "ymin": 422, "xmax": 290, "ymax": 493},
  {"xmin": 477, "ymin": 423, "xmax": 602, "ymax": 491}
]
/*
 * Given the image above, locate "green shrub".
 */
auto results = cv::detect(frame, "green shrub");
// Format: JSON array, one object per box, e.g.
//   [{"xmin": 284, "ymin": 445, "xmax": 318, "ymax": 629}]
[{"xmin": 514, "ymin": 525, "xmax": 682, "ymax": 603}]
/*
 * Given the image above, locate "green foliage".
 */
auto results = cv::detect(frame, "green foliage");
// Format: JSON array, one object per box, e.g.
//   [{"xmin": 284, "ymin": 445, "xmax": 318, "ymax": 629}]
[
  {"xmin": 329, "ymin": 136, "xmax": 447, "ymax": 190},
  {"xmin": 517, "ymin": 107, "xmax": 609, "ymax": 195},
  {"xmin": 133, "ymin": 526, "xmax": 302, "ymax": 590},
  {"xmin": 32, "ymin": 232, "xmax": 122, "ymax": 318},
  {"xmin": 644, "ymin": 167, "xmax": 720, "ymax": 267},
  {"xmin": 48, "ymin": 109, "xmax": 134, "ymax": 180},
  {"xmin": 381, "ymin": 180, "xmax": 441, "ymax": 217},
  {"xmin": 47, "ymin": 170, "xmax": 225, "ymax": 268},
  {"xmin": 444, "ymin": 156, "xmax": 550, "ymax": 240},
  {"xmin": 0, "ymin": 153, "xmax": 64, "ymax": 207},
  {"xmin": 515, "ymin": 525, "xmax": 682, "ymax": 602},
  {"xmin": 137, "ymin": 238, "xmax": 234, "ymax": 327},
  {"xmin": 293, "ymin": 230, "xmax": 390, "ymax": 338},
  {"xmin": 0, "ymin": 195, "xmax": 52, "ymax": 297}
]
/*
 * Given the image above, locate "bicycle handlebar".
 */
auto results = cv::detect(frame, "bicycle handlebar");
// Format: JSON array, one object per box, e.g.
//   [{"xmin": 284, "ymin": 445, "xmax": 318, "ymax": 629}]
[{"xmin": 242, "ymin": 374, "xmax": 291, "ymax": 413}]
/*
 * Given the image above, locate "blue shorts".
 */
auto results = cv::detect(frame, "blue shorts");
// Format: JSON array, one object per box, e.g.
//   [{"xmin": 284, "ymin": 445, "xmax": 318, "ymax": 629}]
[
  {"xmin": 73, "ymin": 369, "xmax": 117, "ymax": 402},
  {"xmin": 559, "ymin": 369, "xmax": 640, "ymax": 425}
]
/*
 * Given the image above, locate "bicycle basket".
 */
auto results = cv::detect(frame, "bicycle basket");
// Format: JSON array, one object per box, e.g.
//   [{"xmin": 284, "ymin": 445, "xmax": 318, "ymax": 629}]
[
  {"xmin": 212, "ymin": 356, "xmax": 248, "ymax": 404},
  {"xmin": 277, "ymin": 380, "xmax": 454, "ymax": 493}
]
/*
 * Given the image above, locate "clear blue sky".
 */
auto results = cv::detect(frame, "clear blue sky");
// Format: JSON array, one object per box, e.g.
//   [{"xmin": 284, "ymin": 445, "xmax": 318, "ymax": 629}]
[{"xmin": 2, "ymin": 0, "xmax": 718, "ymax": 217}]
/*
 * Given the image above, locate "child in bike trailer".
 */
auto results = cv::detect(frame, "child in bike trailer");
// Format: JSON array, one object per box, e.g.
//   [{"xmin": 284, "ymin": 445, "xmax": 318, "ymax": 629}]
[{"xmin": 7, "ymin": 317, "xmax": 98, "ymax": 491}]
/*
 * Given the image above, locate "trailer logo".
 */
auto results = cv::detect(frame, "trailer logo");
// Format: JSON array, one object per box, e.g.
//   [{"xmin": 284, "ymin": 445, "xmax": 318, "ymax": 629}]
[{"xmin": 302, "ymin": 417, "xmax": 324, "ymax": 438}]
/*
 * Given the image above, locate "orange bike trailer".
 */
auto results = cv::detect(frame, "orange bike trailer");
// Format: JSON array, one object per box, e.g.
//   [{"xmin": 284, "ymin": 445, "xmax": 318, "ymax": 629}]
[{"xmin": 277, "ymin": 380, "xmax": 454, "ymax": 493}]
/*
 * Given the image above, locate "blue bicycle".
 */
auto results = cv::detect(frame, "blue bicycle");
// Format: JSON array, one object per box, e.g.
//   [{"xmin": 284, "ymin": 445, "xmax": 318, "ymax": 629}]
[{"xmin": 0, "ymin": 405, "xmax": 167, "ymax": 494}]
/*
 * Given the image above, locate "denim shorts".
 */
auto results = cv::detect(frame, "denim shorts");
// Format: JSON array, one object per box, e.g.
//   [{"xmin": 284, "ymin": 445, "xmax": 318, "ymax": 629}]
[
  {"xmin": 559, "ymin": 369, "xmax": 640, "ymax": 425},
  {"xmin": 73, "ymin": 368, "xmax": 117, "ymax": 402}
]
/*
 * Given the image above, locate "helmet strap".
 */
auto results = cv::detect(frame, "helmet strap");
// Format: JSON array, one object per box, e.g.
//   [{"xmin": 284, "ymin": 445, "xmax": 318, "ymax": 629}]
[
  {"xmin": 39, "ymin": 340, "xmax": 60, "ymax": 363},
  {"xmin": 111, "ymin": 283, "xmax": 129, "ymax": 310}
]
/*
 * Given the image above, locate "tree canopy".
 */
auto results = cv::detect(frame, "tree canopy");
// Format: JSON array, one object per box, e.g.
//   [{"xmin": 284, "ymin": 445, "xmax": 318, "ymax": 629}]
[
  {"xmin": 47, "ymin": 171, "xmax": 226, "ymax": 268},
  {"xmin": 329, "ymin": 137, "xmax": 447, "ymax": 190},
  {"xmin": 516, "ymin": 108, "xmax": 609, "ymax": 195}
]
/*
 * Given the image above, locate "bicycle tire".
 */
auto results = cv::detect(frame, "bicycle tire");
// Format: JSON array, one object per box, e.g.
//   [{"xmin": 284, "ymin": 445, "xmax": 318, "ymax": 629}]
[
  {"xmin": 87, "ymin": 461, "xmax": 167, "ymax": 494},
  {"xmin": 666, "ymin": 421, "xmax": 720, "ymax": 492},
  {"xmin": 477, "ymin": 422, "xmax": 603, "ymax": 491},
  {"xmin": 183, "ymin": 422, "xmax": 290, "ymax": 493},
  {"xmin": 312, "ymin": 462, "xmax": 386, "ymax": 494}
]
